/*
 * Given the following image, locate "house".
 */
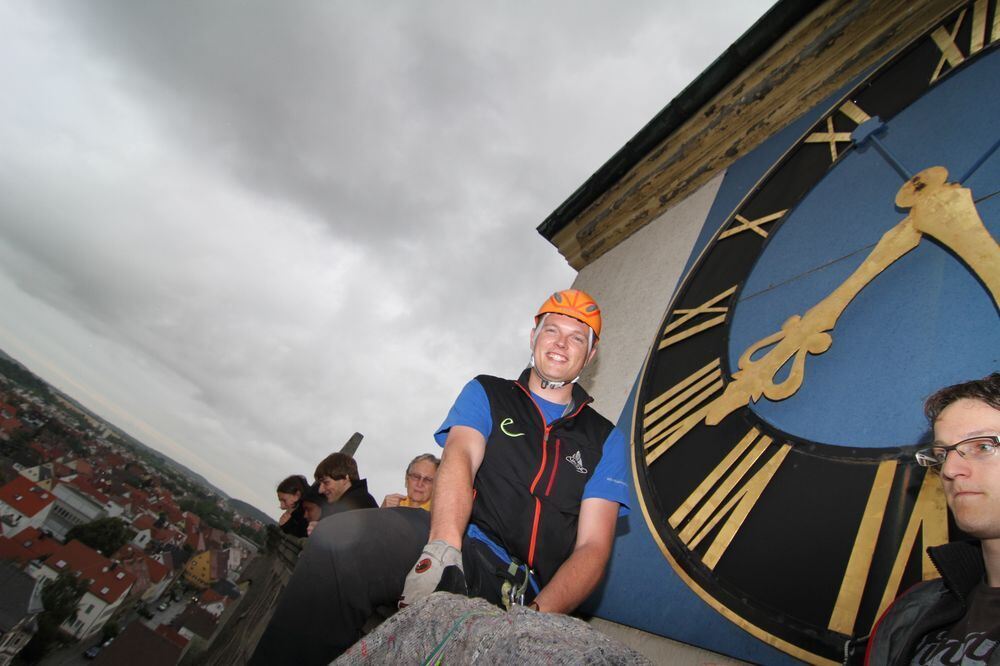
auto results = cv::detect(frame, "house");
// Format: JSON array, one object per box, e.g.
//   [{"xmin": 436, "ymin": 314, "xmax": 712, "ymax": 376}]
[
  {"xmin": 130, "ymin": 514, "xmax": 156, "ymax": 550},
  {"xmin": 171, "ymin": 605, "xmax": 217, "ymax": 643},
  {"xmin": 182, "ymin": 551, "xmax": 212, "ymax": 589},
  {"xmin": 153, "ymin": 545, "xmax": 190, "ymax": 578},
  {"xmin": 112, "ymin": 544, "xmax": 172, "ymax": 604},
  {"xmin": 65, "ymin": 459, "xmax": 95, "ymax": 478},
  {"xmin": 150, "ymin": 526, "xmax": 185, "ymax": 549},
  {"xmin": 15, "ymin": 463, "xmax": 57, "ymax": 490},
  {"xmin": 203, "ymin": 527, "xmax": 228, "ymax": 552},
  {"xmin": 92, "ymin": 621, "xmax": 183, "ymax": 666},
  {"xmin": 0, "ymin": 477, "xmax": 56, "ymax": 537},
  {"xmin": 226, "ymin": 533, "xmax": 258, "ymax": 575},
  {"xmin": 183, "ymin": 528, "xmax": 205, "ymax": 553},
  {"xmin": 0, "ymin": 561, "xmax": 44, "ymax": 666},
  {"xmin": 0, "ymin": 527, "xmax": 60, "ymax": 567},
  {"xmin": 42, "ymin": 482, "xmax": 107, "ymax": 541},
  {"xmin": 195, "ymin": 589, "xmax": 227, "ymax": 618},
  {"xmin": 153, "ymin": 624, "xmax": 191, "ymax": 652},
  {"xmin": 32, "ymin": 540, "xmax": 135, "ymax": 640}
]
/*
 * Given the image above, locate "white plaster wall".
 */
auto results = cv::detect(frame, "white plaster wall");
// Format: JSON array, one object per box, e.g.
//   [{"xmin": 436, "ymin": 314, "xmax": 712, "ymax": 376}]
[{"xmin": 572, "ymin": 171, "xmax": 726, "ymax": 423}]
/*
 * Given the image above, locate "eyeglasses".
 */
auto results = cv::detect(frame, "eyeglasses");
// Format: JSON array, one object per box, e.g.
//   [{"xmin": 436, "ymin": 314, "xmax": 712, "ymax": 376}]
[
  {"xmin": 914, "ymin": 435, "xmax": 1000, "ymax": 467},
  {"xmin": 406, "ymin": 472, "xmax": 434, "ymax": 484}
]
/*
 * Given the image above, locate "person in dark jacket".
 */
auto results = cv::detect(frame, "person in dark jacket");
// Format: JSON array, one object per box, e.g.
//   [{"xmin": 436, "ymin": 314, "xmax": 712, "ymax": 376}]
[
  {"xmin": 314, "ymin": 451, "xmax": 377, "ymax": 517},
  {"xmin": 249, "ymin": 288, "xmax": 629, "ymax": 666},
  {"xmin": 276, "ymin": 474, "xmax": 310, "ymax": 538},
  {"xmin": 865, "ymin": 372, "xmax": 1000, "ymax": 665}
]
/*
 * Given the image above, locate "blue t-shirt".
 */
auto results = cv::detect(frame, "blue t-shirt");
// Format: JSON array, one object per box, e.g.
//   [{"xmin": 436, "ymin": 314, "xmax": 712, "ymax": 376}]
[{"xmin": 435, "ymin": 379, "xmax": 631, "ymax": 513}]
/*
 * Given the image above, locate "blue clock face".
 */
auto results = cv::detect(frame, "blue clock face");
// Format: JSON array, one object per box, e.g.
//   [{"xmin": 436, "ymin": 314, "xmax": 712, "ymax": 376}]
[
  {"xmin": 728, "ymin": 46, "xmax": 1000, "ymax": 449},
  {"xmin": 633, "ymin": 4, "xmax": 999, "ymax": 664}
]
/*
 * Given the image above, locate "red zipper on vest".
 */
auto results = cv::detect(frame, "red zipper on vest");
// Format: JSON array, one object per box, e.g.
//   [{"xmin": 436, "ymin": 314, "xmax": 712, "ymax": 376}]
[
  {"xmin": 545, "ymin": 438, "xmax": 561, "ymax": 496},
  {"xmin": 515, "ymin": 382, "xmax": 591, "ymax": 569},
  {"xmin": 528, "ymin": 424, "xmax": 550, "ymax": 494}
]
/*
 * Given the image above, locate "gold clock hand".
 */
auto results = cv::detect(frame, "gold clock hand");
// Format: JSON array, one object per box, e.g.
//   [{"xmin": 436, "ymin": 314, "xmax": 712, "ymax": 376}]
[
  {"xmin": 703, "ymin": 166, "xmax": 1000, "ymax": 426},
  {"xmin": 896, "ymin": 166, "xmax": 1000, "ymax": 303}
]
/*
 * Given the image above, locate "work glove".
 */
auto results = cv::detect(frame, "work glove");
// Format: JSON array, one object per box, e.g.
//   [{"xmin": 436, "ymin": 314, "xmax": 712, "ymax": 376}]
[{"xmin": 399, "ymin": 540, "xmax": 465, "ymax": 608}]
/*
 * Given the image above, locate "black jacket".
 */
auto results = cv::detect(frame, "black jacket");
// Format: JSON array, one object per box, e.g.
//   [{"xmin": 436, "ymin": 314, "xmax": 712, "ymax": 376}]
[
  {"xmin": 864, "ymin": 540, "xmax": 999, "ymax": 665},
  {"xmin": 470, "ymin": 369, "xmax": 614, "ymax": 587},
  {"xmin": 279, "ymin": 504, "xmax": 310, "ymax": 538},
  {"xmin": 321, "ymin": 478, "xmax": 377, "ymax": 519}
]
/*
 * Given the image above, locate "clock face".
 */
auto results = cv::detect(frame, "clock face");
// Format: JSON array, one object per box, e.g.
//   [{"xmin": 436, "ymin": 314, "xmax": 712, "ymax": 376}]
[{"xmin": 633, "ymin": 3, "xmax": 999, "ymax": 664}]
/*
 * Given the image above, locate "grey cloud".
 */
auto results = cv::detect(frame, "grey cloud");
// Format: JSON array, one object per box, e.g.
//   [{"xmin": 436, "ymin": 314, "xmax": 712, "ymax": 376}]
[{"xmin": 1, "ymin": 1, "xmax": 775, "ymax": 513}]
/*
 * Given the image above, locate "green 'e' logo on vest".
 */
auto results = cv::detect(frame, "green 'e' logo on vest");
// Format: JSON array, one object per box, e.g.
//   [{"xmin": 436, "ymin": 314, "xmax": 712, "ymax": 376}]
[{"xmin": 500, "ymin": 417, "xmax": 524, "ymax": 438}]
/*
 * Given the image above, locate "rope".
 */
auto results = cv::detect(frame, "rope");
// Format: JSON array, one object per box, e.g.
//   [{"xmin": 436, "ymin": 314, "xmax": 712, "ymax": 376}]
[{"xmin": 419, "ymin": 609, "xmax": 501, "ymax": 666}]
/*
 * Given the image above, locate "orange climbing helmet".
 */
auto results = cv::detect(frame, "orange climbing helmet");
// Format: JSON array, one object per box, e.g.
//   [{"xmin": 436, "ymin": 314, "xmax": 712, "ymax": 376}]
[{"xmin": 535, "ymin": 289, "xmax": 602, "ymax": 338}]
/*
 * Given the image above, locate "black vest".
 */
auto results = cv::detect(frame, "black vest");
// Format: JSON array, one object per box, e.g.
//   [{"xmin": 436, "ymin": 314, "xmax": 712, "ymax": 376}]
[{"xmin": 470, "ymin": 369, "xmax": 614, "ymax": 586}]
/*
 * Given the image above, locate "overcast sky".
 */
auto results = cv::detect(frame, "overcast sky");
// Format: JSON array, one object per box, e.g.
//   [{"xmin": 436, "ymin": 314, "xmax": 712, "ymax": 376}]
[{"xmin": 0, "ymin": 1, "xmax": 774, "ymax": 518}]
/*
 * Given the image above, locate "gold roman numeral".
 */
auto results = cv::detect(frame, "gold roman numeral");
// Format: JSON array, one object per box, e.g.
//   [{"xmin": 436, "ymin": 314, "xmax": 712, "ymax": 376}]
[
  {"xmin": 804, "ymin": 101, "xmax": 872, "ymax": 162},
  {"xmin": 719, "ymin": 210, "xmax": 787, "ymax": 241},
  {"xmin": 872, "ymin": 470, "xmax": 948, "ymax": 623},
  {"xmin": 930, "ymin": 0, "xmax": 999, "ymax": 83},
  {"xmin": 668, "ymin": 428, "xmax": 791, "ymax": 569},
  {"xmin": 827, "ymin": 464, "xmax": 948, "ymax": 634},
  {"xmin": 659, "ymin": 286, "xmax": 738, "ymax": 349},
  {"xmin": 643, "ymin": 358, "xmax": 724, "ymax": 465},
  {"xmin": 828, "ymin": 460, "xmax": 896, "ymax": 634}
]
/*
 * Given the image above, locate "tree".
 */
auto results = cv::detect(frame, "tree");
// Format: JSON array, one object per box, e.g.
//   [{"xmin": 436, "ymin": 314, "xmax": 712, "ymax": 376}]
[
  {"xmin": 237, "ymin": 523, "xmax": 264, "ymax": 548},
  {"xmin": 66, "ymin": 517, "xmax": 135, "ymax": 556},
  {"xmin": 41, "ymin": 572, "xmax": 87, "ymax": 622},
  {"xmin": 20, "ymin": 572, "xmax": 88, "ymax": 661}
]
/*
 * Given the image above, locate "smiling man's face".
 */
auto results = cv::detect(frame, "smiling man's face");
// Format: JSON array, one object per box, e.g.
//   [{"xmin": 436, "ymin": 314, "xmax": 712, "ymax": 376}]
[
  {"xmin": 530, "ymin": 313, "xmax": 595, "ymax": 385},
  {"xmin": 936, "ymin": 398, "xmax": 1000, "ymax": 543}
]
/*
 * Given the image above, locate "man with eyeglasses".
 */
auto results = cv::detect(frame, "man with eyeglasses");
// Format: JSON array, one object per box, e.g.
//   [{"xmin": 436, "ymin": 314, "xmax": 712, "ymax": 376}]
[
  {"xmin": 382, "ymin": 453, "xmax": 439, "ymax": 510},
  {"xmin": 865, "ymin": 372, "xmax": 1000, "ymax": 665}
]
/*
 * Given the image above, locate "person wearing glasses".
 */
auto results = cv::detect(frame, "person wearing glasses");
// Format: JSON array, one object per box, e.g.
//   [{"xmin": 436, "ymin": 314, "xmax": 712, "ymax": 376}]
[
  {"xmin": 381, "ymin": 453, "xmax": 439, "ymax": 510},
  {"xmin": 249, "ymin": 289, "xmax": 629, "ymax": 665},
  {"xmin": 864, "ymin": 372, "xmax": 1000, "ymax": 665}
]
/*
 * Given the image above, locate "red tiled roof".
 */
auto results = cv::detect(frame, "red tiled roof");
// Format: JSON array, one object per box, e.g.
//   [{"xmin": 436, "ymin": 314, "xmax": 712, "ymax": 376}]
[
  {"xmin": 132, "ymin": 514, "xmax": 156, "ymax": 531},
  {"xmin": 163, "ymin": 506, "xmax": 183, "ymax": 524},
  {"xmin": 0, "ymin": 476, "xmax": 55, "ymax": 518},
  {"xmin": 154, "ymin": 624, "xmax": 189, "ymax": 649},
  {"xmin": 185, "ymin": 532, "xmax": 205, "ymax": 552},
  {"xmin": 172, "ymin": 605, "xmax": 217, "ymax": 640},
  {"xmin": 123, "ymin": 485, "xmax": 149, "ymax": 504},
  {"xmin": 94, "ymin": 622, "xmax": 182, "ymax": 666},
  {"xmin": 52, "ymin": 462, "xmax": 74, "ymax": 478},
  {"xmin": 69, "ymin": 459, "xmax": 95, "ymax": 476},
  {"xmin": 0, "ymin": 526, "xmax": 60, "ymax": 564},
  {"xmin": 65, "ymin": 477, "xmax": 110, "ymax": 505},
  {"xmin": 199, "ymin": 589, "xmax": 224, "ymax": 604},
  {"xmin": 209, "ymin": 550, "xmax": 229, "ymax": 581},
  {"xmin": 45, "ymin": 540, "xmax": 135, "ymax": 605},
  {"xmin": 113, "ymin": 544, "xmax": 170, "ymax": 585},
  {"xmin": 152, "ymin": 526, "xmax": 184, "ymax": 544}
]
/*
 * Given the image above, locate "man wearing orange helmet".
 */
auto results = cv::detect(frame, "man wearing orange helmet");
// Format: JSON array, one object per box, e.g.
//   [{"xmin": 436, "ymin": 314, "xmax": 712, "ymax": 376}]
[
  {"xmin": 400, "ymin": 288, "xmax": 629, "ymax": 612},
  {"xmin": 250, "ymin": 289, "xmax": 629, "ymax": 665}
]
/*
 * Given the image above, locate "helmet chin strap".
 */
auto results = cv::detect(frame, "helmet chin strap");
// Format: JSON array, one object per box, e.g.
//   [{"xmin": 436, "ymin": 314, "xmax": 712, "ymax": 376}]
[{"xmin": 530, "ymin": 354, "xmax": 574, "ymax": 389}]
